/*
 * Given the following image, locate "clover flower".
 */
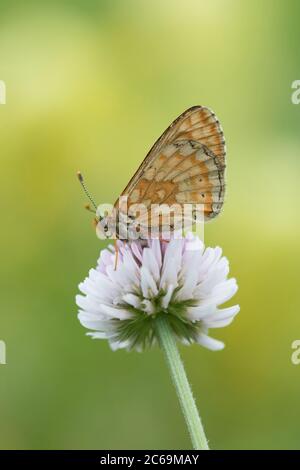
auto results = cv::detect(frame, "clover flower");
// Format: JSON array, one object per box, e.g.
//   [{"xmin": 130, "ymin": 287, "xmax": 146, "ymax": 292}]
[{"xmin": 76, "ymin": 234, "xmax": 239, "ymax": 352}]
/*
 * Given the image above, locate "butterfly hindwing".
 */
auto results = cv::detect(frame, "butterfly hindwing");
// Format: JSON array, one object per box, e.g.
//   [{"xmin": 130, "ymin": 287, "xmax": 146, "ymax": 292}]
[{"xmin": 115, "ymin": 106, "xmax": 226, "ymax": 235}]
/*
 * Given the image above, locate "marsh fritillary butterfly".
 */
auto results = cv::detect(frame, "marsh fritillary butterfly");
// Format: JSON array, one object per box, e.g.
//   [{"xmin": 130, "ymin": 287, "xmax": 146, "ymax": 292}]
[{"xmin": 79, "ymin": 106, "xmax": 226, "ymax": 241}]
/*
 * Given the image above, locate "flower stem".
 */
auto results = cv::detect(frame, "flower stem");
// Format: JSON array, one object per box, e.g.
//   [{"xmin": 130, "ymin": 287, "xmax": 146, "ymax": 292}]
[{"xmin": 156, "ymin": 315, "xmax": 209, "ymax": 450}]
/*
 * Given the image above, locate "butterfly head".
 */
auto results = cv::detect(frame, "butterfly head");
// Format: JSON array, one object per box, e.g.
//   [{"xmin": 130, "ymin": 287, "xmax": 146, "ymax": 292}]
[{"xmin": 96, "ymin": 210, "xmax": 117, "ymax": 239}]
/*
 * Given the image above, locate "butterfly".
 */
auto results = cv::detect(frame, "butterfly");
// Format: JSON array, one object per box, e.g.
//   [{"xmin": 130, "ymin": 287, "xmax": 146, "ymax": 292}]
[{"xmin": 78, "ymin": 105, "xmax": 226, "ymax": 241}]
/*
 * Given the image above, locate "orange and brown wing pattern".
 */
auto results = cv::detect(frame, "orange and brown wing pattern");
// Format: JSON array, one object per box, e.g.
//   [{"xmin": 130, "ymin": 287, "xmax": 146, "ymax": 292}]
[{"xmin": 115, "ymin": 106, "xmax": 226, "ymax": 223}]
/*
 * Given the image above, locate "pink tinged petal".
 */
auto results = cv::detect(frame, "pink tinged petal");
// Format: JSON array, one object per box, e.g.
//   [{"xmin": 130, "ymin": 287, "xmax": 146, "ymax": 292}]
[
  {"xmin": 141, "ymin": 299, "xmax": 155, "ymax": 314},
  {"xmin": 164, "ymin": 239, "xmax": 183, "ymax": 272},
  {"xmin": 203, "ymin": 304, "xmax": 240, "ymax": 328},
  {"xmin": 85, "ymin": 280, "xmax": 119, "ymax": 304},
  {"xmin": 86, "ymin": 332, "xmax": 107, "ymax": 339},
  {"xmin": 193, "ymin": 304, "xmax": 240, "ymax": 323},
  {"xmin": 142, "ymin": 248, "xmax": 160, "ymax": 283},
  {"xmin": 122, "ymin": 293, "xmax": 141, "ymax": 309},
  {"xmin": 204, "ymin": 317, "xmax": 235, "ymax": 328},
  {"xmin": 97, "ymin": 249, "xmax": 114, "ymax": 272},
  {"xmin": 97, "ymin": 264, "xmax": 106, "ymax": 274},
  {"xmin": 207, "ymin": 246, "xmax": 223, "ymax": 267},
  {"xmin": 187, "ymin": 304, "xmax": 217, "ymax": 321},
  {"xmin": 211, "ymin": 278, "xmax": 238, "ymax": 306},
  {"xmin": 76, "ymin": 295, "xmax": 107, "ymax": 315},
  {"xmin": 118, "ymin": 240, "xmax": 128, "ymax": 256},
  {"xmin": 150, "ymin": 239, "xmax": 162, "ymax": 269},
  {"xmin": 76, "ymin": 289, "xmax": 120, "ymax": 312},
  {"xmin": 159, "ymin": 240, "xmax": 182, "ymax": 290},
  {"xmin": 161, "ymin": 284, "xmax": 175, "ymax": 309},
  {"xmin": 196, "ymin": 333, "xmax": 225, "ymax": 351},
  {"xmin": 105, "ymin": 264, "xmax": 128, "ymax": 288},
  {"xmin": 109, "ymin": 339, "xmax": 132, "ymax": 351},
  {"xmin": 160, "ymin": 257, "xmax": 179, "ymax": 290},
  {"xmin": 105, "ymin": 263, "xmax": 137, "ymax": 294},
  {"xmin": 161, "ymin": 240, "xmax": 169, "ymax": 256},
  {"xmin": 214, "ymin": 256, "xmax": 230, "ymax": 277},
  {"xmin": 199, "ymin": 251, "xmax": 229, "ymax": 290},
  {"xmin": 130, "ymin": 241, "xmax": 143, "ymax": 263},
  {"xmin": 196, "ymin": 247, "xmax": 219, "ymax": 281},
  {"xmin": 181, "ymin": 243, "xmax": 202, "ymax": 267},
  {"xmin": 77, "ymin": 291, "xmax": 122, "ymax": 315},
  {"xmin": 88, "ymin": 269, "xmax": 121, "ymax": 299},
  {"xmin": 140, "ymin": 266, "xmax": 158, "ymax": 298},
  {"xmin": 184, "ymin": 235, "xmax": 204, "ymax": 254},
  {"xmin": 210, "ymin": 305, "xmax": 240, "ymax": 322},
  {"xmin": 78, "ymin": 312, "xmax": 111, "ymax": 330},
  {"xmin": 100, "ymin": 304, "xmax": 133, "ymax": 320},
  {"xmin": 78, "ymin": 279, "xmax": 106, "ymax": 299},
  {"xmin": 197, "ymin": 257, "xmax": 230, "ymax": 294},
  {"xmin": 181, "ymin": 240, "xmax": 202, "ymax": 267},
  {"xmin": 177, "ymin": 255, "xmax": 200, "ymax": 300},
  {"xmin": 122, "ymin": 250, "xmax": 140, "ymax": 280}
]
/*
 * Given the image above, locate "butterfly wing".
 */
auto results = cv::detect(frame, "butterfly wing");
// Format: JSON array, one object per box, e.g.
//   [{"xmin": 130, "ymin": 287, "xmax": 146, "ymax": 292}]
[{"xmin": 115, "ymin": 106, "xmax": 226, "ymax": 235}]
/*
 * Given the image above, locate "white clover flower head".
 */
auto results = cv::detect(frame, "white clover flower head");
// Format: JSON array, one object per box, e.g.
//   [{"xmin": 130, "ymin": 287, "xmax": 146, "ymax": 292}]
[{"xmin": 76, "ymin": 234, "xmax": 239, "ymax": 352}]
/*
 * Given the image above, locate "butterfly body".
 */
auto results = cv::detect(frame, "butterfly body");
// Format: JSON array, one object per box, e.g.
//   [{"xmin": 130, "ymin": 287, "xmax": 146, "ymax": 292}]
[{"xmin": 96, "ymin": 106, "xmax": 226, "ymax": 240}]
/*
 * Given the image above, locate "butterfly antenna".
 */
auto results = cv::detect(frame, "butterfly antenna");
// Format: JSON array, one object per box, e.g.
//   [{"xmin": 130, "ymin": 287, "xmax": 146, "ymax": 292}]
[{"xmin": 77, "ymin": 171, "xmax": 98, "ymax": 212}]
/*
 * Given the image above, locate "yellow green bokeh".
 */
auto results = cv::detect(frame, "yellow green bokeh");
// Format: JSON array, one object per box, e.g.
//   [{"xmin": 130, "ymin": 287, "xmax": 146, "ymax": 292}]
[{"xmin": 1, "ymin": 0, "xmax": 300, "ymax": 449}]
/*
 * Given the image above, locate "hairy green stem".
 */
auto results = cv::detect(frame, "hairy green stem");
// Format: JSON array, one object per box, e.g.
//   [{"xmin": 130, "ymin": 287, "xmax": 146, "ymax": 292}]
[{"xmin": 156, "ymin": 315, "xmax": 209, "ymax": 450}]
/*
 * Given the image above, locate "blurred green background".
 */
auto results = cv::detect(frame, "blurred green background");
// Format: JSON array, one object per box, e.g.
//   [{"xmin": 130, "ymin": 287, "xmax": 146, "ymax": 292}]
[{"xmin": 1, "ymin": 0, "xmax": 300, "ymax": 450}]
